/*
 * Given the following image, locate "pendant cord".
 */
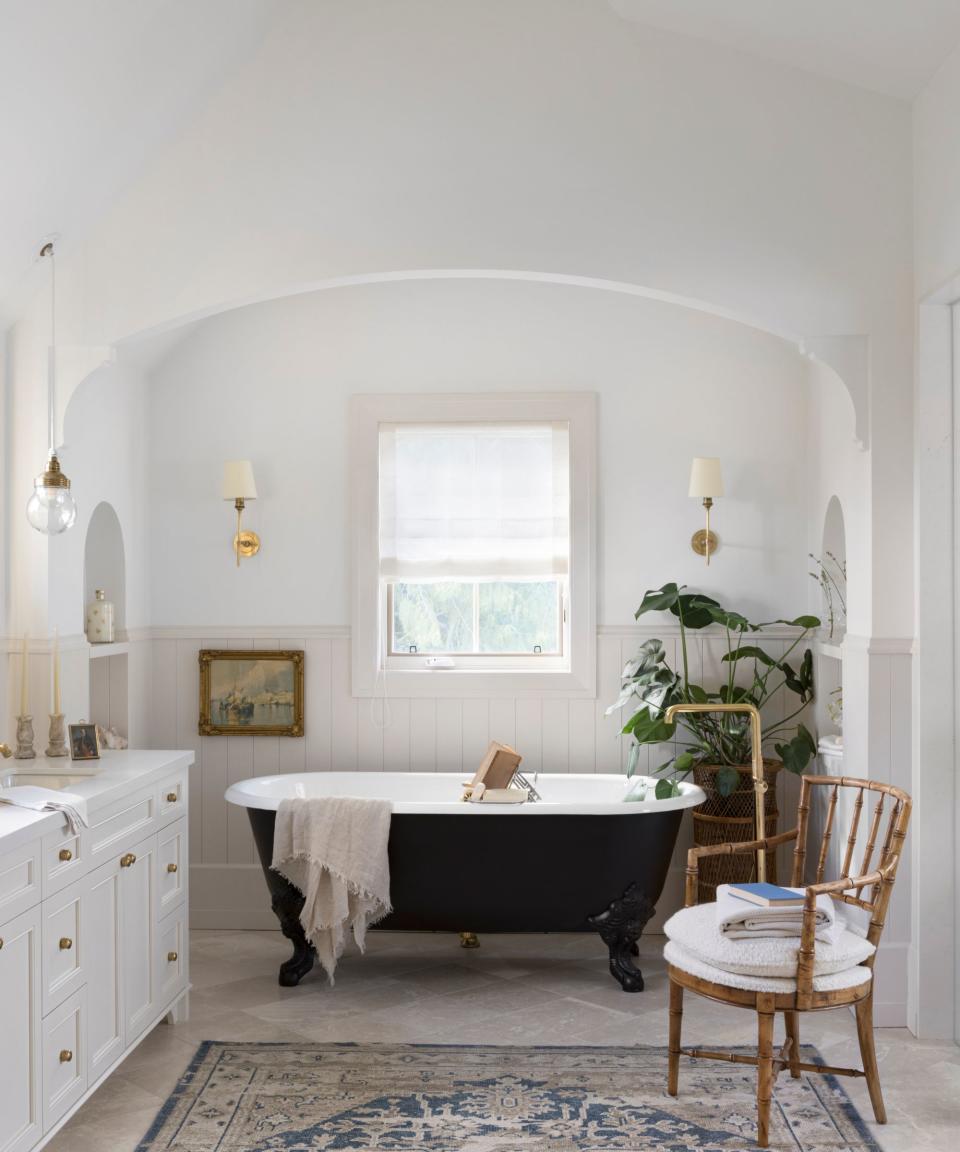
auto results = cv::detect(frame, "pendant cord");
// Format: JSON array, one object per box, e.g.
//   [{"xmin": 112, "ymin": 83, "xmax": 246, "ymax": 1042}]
[{"xmin": 48, "ymin": 244, "xmax": 56, "ymax": 457}]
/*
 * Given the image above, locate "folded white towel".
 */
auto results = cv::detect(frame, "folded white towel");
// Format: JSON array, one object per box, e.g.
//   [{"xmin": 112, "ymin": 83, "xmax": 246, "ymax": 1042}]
[
  {"xmin": 716, "ymin": 884, "xmax": 842, "ymax": 944},
  {"xmin": 0, "ymin": 786, "xmax": 89, "ymax": 835},
  {"xmin": 272, "ymin": 796, "xmax": 392, "ymax": 984}
]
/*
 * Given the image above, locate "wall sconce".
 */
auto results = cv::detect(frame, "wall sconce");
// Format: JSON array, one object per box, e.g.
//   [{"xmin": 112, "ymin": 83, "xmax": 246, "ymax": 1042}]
[
  {"xmin": 689, "ymin": 457, "xmax": 723, "ymax": 565},
  {"xmin": 222, "ymin": 460, "xmax": 260, "ymax": 567}
]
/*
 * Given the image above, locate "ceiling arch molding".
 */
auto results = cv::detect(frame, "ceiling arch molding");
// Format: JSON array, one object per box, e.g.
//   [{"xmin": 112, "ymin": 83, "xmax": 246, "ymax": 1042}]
[{"xmin": 70, "ymin": 268, "xmax": 868, "ymax": 441}]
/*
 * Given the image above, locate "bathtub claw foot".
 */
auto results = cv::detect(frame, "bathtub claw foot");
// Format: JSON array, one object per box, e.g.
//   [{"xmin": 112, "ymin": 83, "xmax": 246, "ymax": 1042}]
[
  {"xmin": 588, "ymin": 882, "xmax": 655, "ymax": 992},
  {"xmin": 460, "ymin": 931, "xmax": 480, "ymax": 949},
  {"xmin": 270, "ymin": 889, "xmax": 315, "ymax": 987},
  {"xmin": 279, "ymin": 942, "xmax": 315, "ymax": 987}
]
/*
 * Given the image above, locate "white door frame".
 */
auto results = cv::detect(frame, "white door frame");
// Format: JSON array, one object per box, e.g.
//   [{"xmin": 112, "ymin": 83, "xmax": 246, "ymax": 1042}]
[{"xmin": 913, "ymin": 283, "xmax": 960, "ymax": 1041}]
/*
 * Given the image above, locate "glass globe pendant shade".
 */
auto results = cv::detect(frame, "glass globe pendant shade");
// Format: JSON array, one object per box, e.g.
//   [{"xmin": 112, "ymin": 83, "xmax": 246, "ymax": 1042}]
[{"xmin": 26, "ymin": 454, "xmax": 77, "ymax": 535}]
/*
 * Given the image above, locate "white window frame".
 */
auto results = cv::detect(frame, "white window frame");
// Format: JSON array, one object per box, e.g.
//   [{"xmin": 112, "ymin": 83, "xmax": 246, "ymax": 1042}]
[{"xmin": 350, "ymin": 391, "xmax": 596, "ymax": 698}]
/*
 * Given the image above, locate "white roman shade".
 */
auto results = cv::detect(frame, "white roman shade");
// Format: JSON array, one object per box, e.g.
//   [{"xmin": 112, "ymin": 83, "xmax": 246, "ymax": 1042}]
[{"xmin": 378, "ymin": 422, "xmax": 570, "ymax": 579}]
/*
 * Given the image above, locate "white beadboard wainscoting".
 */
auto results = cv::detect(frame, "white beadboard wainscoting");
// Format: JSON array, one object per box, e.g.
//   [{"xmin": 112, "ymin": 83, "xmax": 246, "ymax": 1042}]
[{"xmin": 141, "ymin": 625, "xmax": 806, "ymax": 935}]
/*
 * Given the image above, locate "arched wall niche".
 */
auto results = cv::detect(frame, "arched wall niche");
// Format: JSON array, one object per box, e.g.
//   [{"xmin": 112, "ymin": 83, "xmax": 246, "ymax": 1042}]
[
  {"xmin": 83, "ymin": 501, "xmax": 127, "ymax": 636},
  {"xmin": 819, "ymin": 495, "xmax": 847, "ymax": 640}
]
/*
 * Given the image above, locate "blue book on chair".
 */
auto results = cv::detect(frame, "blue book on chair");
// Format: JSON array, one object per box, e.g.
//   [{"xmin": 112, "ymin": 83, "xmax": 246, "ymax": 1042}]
[{"xmin": 726, "ymin": 882, "xmax": 804, "ymax": 907}]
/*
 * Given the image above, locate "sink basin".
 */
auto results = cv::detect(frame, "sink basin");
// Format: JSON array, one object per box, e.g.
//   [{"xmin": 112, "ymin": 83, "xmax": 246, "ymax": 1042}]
[{"xmin": 1, "ymin": 773, "xmax": 89, "ymax": 790}]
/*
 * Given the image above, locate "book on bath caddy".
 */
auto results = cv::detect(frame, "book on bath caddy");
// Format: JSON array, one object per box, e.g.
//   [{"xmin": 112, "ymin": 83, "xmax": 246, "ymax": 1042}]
[
  {"xmin": 726, "ymin": 882, "xmax": 806, "ymax": 908},
  {"xmin": 461, "ymin": 741, "xmax": 527, "ymax": 803}
]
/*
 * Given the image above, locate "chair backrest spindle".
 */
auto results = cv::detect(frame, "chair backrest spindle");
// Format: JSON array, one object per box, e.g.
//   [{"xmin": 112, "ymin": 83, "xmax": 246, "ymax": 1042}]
[
  {"xmin": 815, "ymin": 784, "xmax": 839, "ymax": 883},
  {"xmin": 791, "ymin": 777, "xmax": 811, "ymax": 886},
  {"xmin": 860, "ymin": 792, "xmax": 885, "ymax": 877},
  {"xmin": 841, "ymin": 787, "xmax": 865, "ymax": 880}
]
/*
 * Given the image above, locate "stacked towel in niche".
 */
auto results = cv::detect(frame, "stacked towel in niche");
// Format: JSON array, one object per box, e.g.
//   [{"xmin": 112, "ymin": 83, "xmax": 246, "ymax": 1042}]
[
  {"xmin": 716, "ymin": 883, "xmax": 842, "ymax": 944},
  {"xmin": 0, "ymin": 785, "xmax": 89, "ymax": 834},
  {"xmin": 272, "ymin": 796, "xmax": 393, "ymax": 983}
]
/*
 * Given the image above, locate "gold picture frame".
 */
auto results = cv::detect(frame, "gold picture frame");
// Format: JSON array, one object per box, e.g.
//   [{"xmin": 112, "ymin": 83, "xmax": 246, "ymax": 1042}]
[{"xmin": 198, "ymin": 649, "xmax": 304, "ymax": 736}]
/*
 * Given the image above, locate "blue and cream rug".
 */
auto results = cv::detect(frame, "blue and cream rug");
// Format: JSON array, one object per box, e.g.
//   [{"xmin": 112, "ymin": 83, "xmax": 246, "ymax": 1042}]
[{"xmin": 136, "ymin": 1041, "xmax": 879, "ymax": 1150}]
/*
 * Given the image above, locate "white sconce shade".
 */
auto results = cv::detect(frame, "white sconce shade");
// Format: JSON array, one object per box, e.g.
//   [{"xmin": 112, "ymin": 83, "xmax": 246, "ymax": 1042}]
[
  {"xmin": 688, "ymin": 457, "xmax": 724, "ymax": 499},
  {"xmin": 222, "ymin": 460, "xmax": 258, "ymax": 501}
]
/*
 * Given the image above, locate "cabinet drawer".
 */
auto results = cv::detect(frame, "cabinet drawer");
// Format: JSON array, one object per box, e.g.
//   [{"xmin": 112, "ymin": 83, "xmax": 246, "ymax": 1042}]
[
  {"xmin": 42, "ymin": 881, "xmax": 85, "ymax": 1016},
  {"xmin": 42, "ymin": 823, "xmax": 88, "ymax": 898},
  {"xmin": 157, "ymin": 820, "xmax": 186, "ymax": 917},
  {"xmin": 156, "ymin": 905, "xmax": 188, "ymax": 1008},
  {"xmin": 42, "ymin": 987, "xmax": 86, "ymax": 1133},
  {"xmin": 88, "ymin": 785, "xmax": 156, "ymax": 870},
  {"xmin": 157, "ymin": 770, "xmax": 188, "ymax": 828},
  {"xmin": 0, "ymin": 839, "xmax": 42, "ymax": 924}
]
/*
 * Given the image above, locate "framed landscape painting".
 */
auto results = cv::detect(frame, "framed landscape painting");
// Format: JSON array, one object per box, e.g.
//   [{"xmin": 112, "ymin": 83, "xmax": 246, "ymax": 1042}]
[{"xmin": 199, "ymin": 649, "xmax": 304, "ymax": 736}]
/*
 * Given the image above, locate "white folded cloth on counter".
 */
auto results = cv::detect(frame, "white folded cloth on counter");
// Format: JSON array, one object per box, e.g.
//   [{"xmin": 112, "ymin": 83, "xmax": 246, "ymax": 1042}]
[
  {"xmin": 716, "ymin": 883, "xmax": 842, "ymax": 944},
  {"xmin": 0, "ymin": 786, "xmax": 89, "ymax": 835},
  {"xmin": 272, "ymin": 796, "xmax": 392, "ymax": 984}
]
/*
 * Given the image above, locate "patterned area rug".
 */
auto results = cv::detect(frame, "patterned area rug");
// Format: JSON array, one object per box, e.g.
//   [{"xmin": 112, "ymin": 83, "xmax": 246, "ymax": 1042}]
[{"xmin": 136, "ymin": 1042, "xmax": 879, "ymax": 1151}]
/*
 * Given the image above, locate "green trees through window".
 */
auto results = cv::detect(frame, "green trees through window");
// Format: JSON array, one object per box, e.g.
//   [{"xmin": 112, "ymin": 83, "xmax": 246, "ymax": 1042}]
[{"xmin": 391, "ymin": 581, "xmax": 561, "ymax": 655}]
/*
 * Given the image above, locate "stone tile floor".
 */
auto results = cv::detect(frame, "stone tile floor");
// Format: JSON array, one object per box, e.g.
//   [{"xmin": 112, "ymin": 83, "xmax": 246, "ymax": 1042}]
[{"xmin": 48, "ymin": 930, "xmax": 960, "ymax": 1151}]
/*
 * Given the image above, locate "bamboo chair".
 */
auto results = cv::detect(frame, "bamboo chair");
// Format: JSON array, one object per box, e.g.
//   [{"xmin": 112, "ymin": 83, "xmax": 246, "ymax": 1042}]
[{"xmin": 666, "ymin": 774, "xmax": 911, "ymax": 1148}]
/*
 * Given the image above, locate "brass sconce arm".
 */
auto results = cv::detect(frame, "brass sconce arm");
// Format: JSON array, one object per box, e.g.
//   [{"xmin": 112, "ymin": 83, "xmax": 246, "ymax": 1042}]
[
  {"xmin": 231, "ymin": 497, "xmax": 261, "ymax": 567},
  {"xmin": 663, "ymin": 701, "xmax": 768, "ymax": 881}
]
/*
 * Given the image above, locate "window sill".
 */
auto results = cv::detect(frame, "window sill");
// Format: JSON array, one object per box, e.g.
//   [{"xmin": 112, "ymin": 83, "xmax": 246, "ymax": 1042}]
[{"xmin": 353, "ymin": 666, "xmax": 596, "ymax": 699}]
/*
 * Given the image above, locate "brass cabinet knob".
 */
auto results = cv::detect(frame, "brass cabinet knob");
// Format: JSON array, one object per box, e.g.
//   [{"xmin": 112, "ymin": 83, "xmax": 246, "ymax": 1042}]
[
  {"xmin": 166, "ymin": 792, "xmax": 178, "ymax": 803},
  {"xmin": 59, "ymin": 1049, "xmax": 73, "ymax": 1063},
  {"xmin": 59, "ymin": 937, "xmax": 73, "ymax": 951},
  {"xmin": 120, "ymin": 853, "xmax": 137, "ymax": 868},
  {"xmin": 167, "ymin": 951, "xmax": 178, "ymax": 962},
  {"xmin": 166, "ymin": 863, "xmax": 178, "ymax": 874},
  {"xmin": 58, "ymin": 848, "xmax": 73, "ymax": 862}
]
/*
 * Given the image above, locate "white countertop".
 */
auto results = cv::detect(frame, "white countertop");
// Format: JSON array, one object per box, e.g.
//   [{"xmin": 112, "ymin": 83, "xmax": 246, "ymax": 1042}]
[{"xmin": 0, "ymin": 749, "xmax": 194, "ymax": 854}]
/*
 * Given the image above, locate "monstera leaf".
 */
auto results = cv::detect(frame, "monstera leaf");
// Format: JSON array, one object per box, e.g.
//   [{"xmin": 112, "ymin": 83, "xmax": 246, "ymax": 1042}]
[
  {"xmin": 635, "ymin": 583, "xmax": 681, "ymax": 618},
  {"xmin": 670, "ymin": 593, "xmax": 721, "ymax": 630},
  {"xmin": 722, "ymin": 645, "xmax": 777, "ymax": 668},
  {"xmin": 774, "ymin": 724, "xmax": 817, "ymax": 775},
  {"xmin": 715, "ymin": 765, "xmax": 742, "ymax": 797}
]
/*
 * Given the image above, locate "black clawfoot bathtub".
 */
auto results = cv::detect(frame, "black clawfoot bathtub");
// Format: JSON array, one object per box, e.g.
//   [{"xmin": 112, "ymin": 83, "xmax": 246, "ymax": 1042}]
[{"xmin": 227, "ymin": 772, "xmax": 703, "ymax": 991}]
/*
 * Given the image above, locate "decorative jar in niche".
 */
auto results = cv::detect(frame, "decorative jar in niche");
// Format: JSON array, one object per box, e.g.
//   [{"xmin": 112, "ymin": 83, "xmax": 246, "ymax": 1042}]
[{"xmin": 86, "ymin": 589, "xmax": 115, "ymax": 643}]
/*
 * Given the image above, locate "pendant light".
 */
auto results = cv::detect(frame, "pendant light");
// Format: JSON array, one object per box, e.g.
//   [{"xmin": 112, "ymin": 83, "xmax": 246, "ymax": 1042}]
[{"xmin": 26, "ymin": 241, "xmax": 77, "ymax": 535}]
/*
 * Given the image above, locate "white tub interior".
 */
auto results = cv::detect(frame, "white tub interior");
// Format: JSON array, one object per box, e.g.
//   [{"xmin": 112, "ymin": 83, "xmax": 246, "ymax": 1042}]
[{"xmin": 225, "ymin": 771, "xmax": 705, "ymax": 815}]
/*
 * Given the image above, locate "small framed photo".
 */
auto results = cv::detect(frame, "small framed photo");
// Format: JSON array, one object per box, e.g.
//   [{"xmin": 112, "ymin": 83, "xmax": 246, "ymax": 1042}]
[{"xmin": 68, "ymin": 723, "xmax": 100, "ymax": 762}]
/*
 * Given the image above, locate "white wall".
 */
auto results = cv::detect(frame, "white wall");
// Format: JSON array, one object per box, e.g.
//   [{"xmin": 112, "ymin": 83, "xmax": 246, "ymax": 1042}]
[
  {"xmin": 147, "ymin": 279, "xmax": 812, "ymax": 627},
  {"xmin": 912, "ymin": 42, "xmax": 960, "ymax": 1040},
  {"xmin": 915, "ymin": 40, "xmax": 960, "ymax": 299}
]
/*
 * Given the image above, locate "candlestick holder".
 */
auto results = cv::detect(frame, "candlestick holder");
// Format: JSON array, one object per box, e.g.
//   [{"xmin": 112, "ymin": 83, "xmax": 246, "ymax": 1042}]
[
  {"xmin": 15, "ymin": 715, "xmax": 36, "ymax": 759},
  {"xmin": 46, "ymin": 713, "xmax": 68, "ymax": 758}
]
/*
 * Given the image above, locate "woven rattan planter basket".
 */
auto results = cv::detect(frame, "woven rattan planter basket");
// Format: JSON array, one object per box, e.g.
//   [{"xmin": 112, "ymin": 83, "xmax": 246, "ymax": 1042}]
[{"xmin": 691, "ymin": 759, "xmax": 781, "ymax": 904}]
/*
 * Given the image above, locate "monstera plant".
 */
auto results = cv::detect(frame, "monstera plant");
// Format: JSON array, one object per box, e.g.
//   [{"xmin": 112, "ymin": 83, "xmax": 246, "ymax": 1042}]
[{"xmin": 607, "ymin": 583, "xmax": 820, "ymax": 800}]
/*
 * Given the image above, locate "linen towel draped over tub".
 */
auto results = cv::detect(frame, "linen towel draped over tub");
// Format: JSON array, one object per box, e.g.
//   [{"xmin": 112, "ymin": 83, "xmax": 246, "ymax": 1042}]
[{"xmin": 272, "ymin": 796, "xmax": 393, "ymax": 983}]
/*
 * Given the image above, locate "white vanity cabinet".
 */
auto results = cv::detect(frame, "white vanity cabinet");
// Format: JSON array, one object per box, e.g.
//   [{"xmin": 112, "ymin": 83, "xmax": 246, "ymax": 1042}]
[
  {"xmin": 0, "ymin": 751, "xmax": 192, "ymax": 1152},
  {"xmin": 0, "ymin": 905, "xmax": 43, "ymax": 1152}
]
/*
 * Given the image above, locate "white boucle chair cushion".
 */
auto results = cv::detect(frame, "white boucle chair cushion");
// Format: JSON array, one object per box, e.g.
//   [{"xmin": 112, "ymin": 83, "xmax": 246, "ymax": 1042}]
[
  {"xmin": 663, "ymin": 941, "xmax": 873, "ymax": 994},
  {"xmin": 663, "ymin": 902, "xmax": 875, "ymax": 979}
]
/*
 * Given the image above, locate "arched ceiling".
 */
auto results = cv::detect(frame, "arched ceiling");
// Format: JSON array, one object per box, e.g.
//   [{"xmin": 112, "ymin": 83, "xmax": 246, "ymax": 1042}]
[
  {"xmin": 0, "ymin": 0, "xmax": 293, "ymax": 327},
  {"xmin": 609, "ymin": 0, "xmax": 960, "ymax": 99}
]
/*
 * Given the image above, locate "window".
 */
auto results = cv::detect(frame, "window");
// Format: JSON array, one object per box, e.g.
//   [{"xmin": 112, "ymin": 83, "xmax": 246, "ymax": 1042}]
[
  {"xmin": 390, "ymin": 580, "xmax": 563, "ymax": 656},
  {"xmin": 351, "ymin": 393, "xmax": 596, "ymax": 697},
  {"xmin": 379, "ymin": 420, "xmax": 569, "ymax": 667}
]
